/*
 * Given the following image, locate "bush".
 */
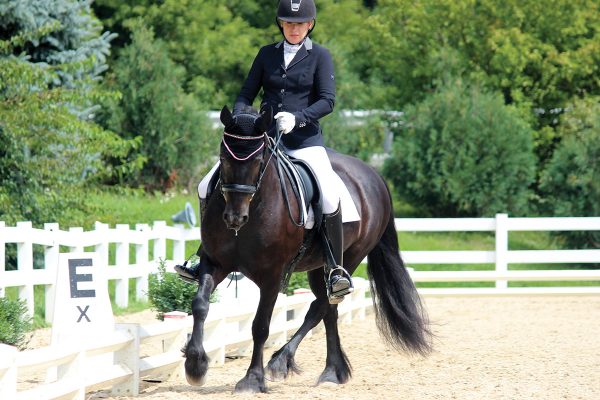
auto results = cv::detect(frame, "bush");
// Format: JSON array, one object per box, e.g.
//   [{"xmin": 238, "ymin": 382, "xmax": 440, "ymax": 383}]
[
  {"xmin": 539, "ymin": 97, "xmax": 600, "ymax": 249},
  {"xmin": 322, "ymin": 110, "xmax": 386, "ymax": 162},
  {"xmin": 148, "ymin": 259, "xmax": 216, "ymax": 320},
  {"xmin": 383, "ymin": 80, "xmax": 537, "ymax": 217},
  {"xmin": 0, "ymin": 297, "xmax": 32, "ymax": 349}
]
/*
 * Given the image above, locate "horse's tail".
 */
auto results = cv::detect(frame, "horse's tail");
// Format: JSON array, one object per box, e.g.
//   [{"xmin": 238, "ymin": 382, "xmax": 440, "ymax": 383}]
[{"xmin": 366, "ymin": 204, "xmax": 433, "ymax": 356}]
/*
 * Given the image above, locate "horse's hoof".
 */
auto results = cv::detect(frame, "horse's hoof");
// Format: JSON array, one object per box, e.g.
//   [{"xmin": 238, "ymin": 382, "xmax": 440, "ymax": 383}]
[
  {"xmin": 234, "ymin": 374, "xmax": 267, "ymax": 393},
  {"xmin": 317, "ymin": 366, "xmax": 350, "ymax": 385},
  {"xmin": 185, "ymin": 373, "xmax": 206, "ymax": 386}
]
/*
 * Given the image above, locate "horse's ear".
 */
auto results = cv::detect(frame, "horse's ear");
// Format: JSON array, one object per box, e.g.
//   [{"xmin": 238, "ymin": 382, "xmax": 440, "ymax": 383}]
[
  {"xmin": 256, "ymin": 105, "xmax": 273, "ymax": 133},
  {"xmin": 220, "ymin": 105, "xmax": 234, "ymax": 127}
]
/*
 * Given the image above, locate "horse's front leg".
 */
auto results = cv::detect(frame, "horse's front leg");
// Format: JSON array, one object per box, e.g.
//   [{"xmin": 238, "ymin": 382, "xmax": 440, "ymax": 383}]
[
  {"xmin": 234, "ymin": 286, "xmax": 280, "ymax": 393},
  {"xmin": 183, "ymin": 260, "xmax": 225, "ymax": 386}
]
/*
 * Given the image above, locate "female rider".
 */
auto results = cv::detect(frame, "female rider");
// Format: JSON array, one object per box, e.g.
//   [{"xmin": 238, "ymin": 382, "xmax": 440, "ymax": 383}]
[{"xmin": 176, "ymin": 0, "xmax": 358, "ymax": 303}]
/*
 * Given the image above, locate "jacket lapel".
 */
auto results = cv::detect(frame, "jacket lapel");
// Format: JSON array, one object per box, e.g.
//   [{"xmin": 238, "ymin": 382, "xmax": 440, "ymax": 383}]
[{"xmin": 276, "ymin": 37, "xmax": 313, "ymax": 71}]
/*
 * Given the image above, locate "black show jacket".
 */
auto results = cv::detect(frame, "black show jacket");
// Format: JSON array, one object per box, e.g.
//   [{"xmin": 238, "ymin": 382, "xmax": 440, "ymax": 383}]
[{"xmin": 234, "ymin": 37, "xmax": 336, "ymax": 149}]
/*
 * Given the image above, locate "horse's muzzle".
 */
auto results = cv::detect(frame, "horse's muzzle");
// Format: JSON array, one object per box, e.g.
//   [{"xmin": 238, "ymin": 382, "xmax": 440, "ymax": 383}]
[{"xmin": 223, "ymin": 211, "xmax": 249, "ymax": 232}]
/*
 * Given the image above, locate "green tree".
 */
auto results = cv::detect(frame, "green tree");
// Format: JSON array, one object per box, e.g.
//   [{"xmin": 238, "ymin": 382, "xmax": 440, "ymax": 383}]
[
  {"xmin": 92, "ymin": 0, "xmax": 265, "ymax": 108},
  {"xmin": 0, "ymin": 2, "xmax": 139, "ymax": 226},
  {"xmin": 383, "ymin": 80, "xmax": 536, "ymax": 217},
  {"xmin": 538, "ymin": 97, "xmax": 600, "ymax": 248},
  {"xmin": 101, "ymin": 23, "xmax": 217, "ymax": 190},
  {"xmin": 365, "ymin": 0, "xmax": 600, "ymax": 157}
]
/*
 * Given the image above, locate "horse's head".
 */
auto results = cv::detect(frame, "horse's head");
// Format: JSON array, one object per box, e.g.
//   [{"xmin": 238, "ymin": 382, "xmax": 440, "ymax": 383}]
[{"xmin": 219, "ymin": 105, "xmax": 273, "ymax": 233}]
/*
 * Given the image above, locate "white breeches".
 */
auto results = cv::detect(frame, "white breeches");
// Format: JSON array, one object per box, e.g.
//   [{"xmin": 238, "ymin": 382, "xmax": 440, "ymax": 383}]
[{"xmin": 197, "ymin": 146, "xmax": 360, "ymax": 219}]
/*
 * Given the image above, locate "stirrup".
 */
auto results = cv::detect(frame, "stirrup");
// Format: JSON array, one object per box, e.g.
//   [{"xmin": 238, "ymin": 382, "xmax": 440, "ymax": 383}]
[
  {"xmin": 174, "ymin": 261, "xmax": 200, "ymax": 284},
  {"xmin": 326, "ymin": 267, "xmax": 354, "ymax": 304}
]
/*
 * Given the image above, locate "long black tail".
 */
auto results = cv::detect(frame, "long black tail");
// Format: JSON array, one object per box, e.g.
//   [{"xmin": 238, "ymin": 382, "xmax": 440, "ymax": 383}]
[{"xmin": 367, "ymin": 210, "xmax": 432, "ymax": 355}]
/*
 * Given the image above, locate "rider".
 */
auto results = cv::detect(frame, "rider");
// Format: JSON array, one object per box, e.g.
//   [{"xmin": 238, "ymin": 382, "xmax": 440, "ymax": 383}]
[{"xmin": 175, "ymin": 0, "xmax": 356, "ymax": 303}]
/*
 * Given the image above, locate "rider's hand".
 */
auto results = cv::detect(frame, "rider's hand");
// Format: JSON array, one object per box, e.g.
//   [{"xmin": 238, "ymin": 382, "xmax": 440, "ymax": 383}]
[{"xmin": 274, "ymin": 112, "xmax": 296, "ymax": 134}]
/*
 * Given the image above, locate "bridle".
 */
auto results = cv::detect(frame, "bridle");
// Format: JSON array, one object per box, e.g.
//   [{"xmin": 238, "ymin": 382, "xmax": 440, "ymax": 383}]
[
  {"xmin": 220, "ymin": 131, "xmax": 268, "ymax": 197},
  {"xmin": 219, "ymin": 118, "xmax": 283, "ymax": 199},
  {"xmin": 219, "ymin": 114, "xmax": 303, "ymax": 229}
]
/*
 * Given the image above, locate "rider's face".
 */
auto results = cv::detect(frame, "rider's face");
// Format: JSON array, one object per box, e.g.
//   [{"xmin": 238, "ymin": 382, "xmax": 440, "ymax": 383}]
[{"xmin": 280, "ymin": 21, "xmax": 313, "ymax": 44}]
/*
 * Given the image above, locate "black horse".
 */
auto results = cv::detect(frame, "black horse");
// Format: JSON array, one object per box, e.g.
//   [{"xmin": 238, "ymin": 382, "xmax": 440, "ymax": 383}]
[{"xmin": 183, "ymin": 106, "xmax": 431, "ymax": 393}]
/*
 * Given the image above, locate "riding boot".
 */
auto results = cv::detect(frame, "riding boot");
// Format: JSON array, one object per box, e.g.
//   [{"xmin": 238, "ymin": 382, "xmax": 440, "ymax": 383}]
[
  {"xmin": 175, "ymin": 198, "xmax": 207, "ymax": 283},
  {"xmin": 322, "ymin": 204, "xmax": 353, "ymax": 304}
]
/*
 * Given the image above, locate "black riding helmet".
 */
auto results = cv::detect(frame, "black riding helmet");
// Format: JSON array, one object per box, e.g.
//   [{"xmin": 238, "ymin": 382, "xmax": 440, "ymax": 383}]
[{"xmin": 276, "ymin": 0, "xmax": 316, "ymax": 36}]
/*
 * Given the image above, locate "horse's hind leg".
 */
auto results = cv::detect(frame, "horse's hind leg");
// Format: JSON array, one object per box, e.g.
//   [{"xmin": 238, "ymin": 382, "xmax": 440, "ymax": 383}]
[
  {"xmin": 266, "ymin": 269, "xmax": 330, "ymax": 381},
  {"xmin": 317, "ymin": 303, "xmax": 352, "ymax": 385}
]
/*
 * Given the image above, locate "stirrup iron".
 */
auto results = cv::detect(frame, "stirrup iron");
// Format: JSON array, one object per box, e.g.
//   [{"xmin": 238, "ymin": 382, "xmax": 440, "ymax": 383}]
[{"xmin": 326, "ymin": 266, "xmax": 353, "ymax": 304}]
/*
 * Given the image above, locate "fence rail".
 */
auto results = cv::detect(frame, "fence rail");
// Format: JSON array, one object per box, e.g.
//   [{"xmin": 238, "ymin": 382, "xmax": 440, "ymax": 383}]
[
  {"xmin": 0, "ymin": 282, "xmax": 371, "ymax": 399},
  {"xmin": 1, "ymin": 214, "xmax": 600, "ymax": 318}
]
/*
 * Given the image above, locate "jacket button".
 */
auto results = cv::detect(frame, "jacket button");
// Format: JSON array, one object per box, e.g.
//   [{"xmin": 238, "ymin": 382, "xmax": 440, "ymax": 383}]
[
  {"xmin": 280, "ymin": 89, "xmax": 285, "ymax": 93},
  {"xmin": 282, "ymin": 74, "xmax": 286, "ymax": 78},
  {"xmin": 278, "ymin": 103, "xmax": 282, "ymax": 108}
]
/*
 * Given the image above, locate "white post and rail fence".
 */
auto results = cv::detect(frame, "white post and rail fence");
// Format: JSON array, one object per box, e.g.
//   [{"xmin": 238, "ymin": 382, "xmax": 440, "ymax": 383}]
[{"xmin": 0, "ymin": 214, "xmax": 599, "ymax": 398}]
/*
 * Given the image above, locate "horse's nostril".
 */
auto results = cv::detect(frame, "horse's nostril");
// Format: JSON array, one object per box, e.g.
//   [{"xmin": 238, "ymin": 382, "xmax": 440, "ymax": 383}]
[
  {"xmin": 223, "ymin": 213, "xmax": 229, "ymax": 222},
  {"xmin": 242, "ymin": 215, "xmax": 248, "ymax": 224}
]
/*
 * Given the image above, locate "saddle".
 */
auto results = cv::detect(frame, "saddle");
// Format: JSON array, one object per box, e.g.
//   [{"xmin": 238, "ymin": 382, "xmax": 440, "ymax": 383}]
[{"xmin": 279, "ymin": 155, "xmax": 323, "ymax": 230}]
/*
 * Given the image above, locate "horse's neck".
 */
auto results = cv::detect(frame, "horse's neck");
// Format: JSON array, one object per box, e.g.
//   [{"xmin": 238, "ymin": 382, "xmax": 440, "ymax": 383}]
[{"xmin": 253, "ymin": 160, "xmax": 288, "ymax": 216}]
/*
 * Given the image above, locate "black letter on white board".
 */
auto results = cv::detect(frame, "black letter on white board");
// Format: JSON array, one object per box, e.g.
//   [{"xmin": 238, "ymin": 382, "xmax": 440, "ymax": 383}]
[
  {"xmin": 69, "ymin": 258, "xmax": 96, "ymax": 298},
  {"xmin": 77, "ymin": 305, "xmax": 91, "ymax": 322}
]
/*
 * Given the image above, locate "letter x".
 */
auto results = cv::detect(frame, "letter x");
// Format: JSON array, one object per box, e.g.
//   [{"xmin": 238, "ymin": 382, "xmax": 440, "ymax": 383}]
[{"xmin": 76, "ymin": 305, "xmax": 91, "ymax": 322}]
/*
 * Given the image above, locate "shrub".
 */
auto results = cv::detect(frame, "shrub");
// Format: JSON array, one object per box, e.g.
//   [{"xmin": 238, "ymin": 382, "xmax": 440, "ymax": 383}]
[
  {"xmin": 148, "ymin": 259, "xmax": 216, "ymax": 320},
  {"xmin": 322, "ymin": 110, "xmax": 386, "ymax": 162},
  {"xmin": 383, "ymin": 80, "xmax": 536, "ymax": 217},
  {"xmin": 0, "ymin": 297, "xmax": 32, "ymax": 349},
  {"xmin": 538, "ymin": 97, "xmax": 600, "ymax": 249}
]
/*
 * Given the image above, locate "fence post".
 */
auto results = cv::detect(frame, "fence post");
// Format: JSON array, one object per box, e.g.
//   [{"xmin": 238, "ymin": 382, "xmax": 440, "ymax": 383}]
[
  {"xmin": 68, "ymin": 227, "xmax": 85, "ymax": 253},
  {"xmin": 113, "ymin": 323, "xmax": 140, "ymax": 396},
  {"xmin": 0, "ymin": 344, "xmax": 17, "ymax": 400},
  {"xmin": 495, "ymin": 213, "xmax": 508, "ymax": 290},
  {"xmin": 0, "ymin": 221, "xmax": 5, "ymax": 298},
  {"xmin": 172, "ymin": 224, "xmax": 186, "ymax": 265},
  {"xmin": 153, "ymin": 221, "xmax": 167, "ymax": 271},
  {"xmin": 115, "ymin": 224, "xmax": 130, "ymax": 308},
  {"xmin": 16, "ymin": 221, "xmax": 34, "ymax": 317},
  {"xmin": 135, "ymin": 224, "xmax": 150, "ymax": 303},
  {"xmin": 44, "ymin": 223, "xmax": 60, "ymax": 323}
]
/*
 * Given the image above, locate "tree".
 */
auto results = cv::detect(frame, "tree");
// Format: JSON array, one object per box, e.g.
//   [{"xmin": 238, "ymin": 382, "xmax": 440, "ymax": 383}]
[
  {"xmin": 538, "ymin": 96, "xmax": 600, "ymax": 248},
  {"xmin": 365, "ymin": 0, "xmax": 600, "ymax": 158},
  {"xmin": 383, "ymin": 80, "xmax": 536, "ymax": 217},
  {"xmin": 0, "ymin": 1, "xmax": 139, "ymax": 225},
  {"xmin": 101, "ymin": 23, "xmax": 217, "ymax": 191},
  {"xmin": 92, "ymin": 0, "xmax": 266, "ymax": 108}
]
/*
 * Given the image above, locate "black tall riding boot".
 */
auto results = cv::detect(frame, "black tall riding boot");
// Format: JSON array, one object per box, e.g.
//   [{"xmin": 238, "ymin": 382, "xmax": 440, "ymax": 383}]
[
  {"xmin": 175, "ymin": 198, "xmax": 207, "ymax": 283},
  {"xmin": 322, "ymin": 204, "xmax": 353, "ymax": 304}
]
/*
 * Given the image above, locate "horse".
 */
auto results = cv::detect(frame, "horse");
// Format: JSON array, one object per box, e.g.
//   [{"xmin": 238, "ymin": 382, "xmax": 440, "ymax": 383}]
[{"xmin": 183, "ymin": 105, "xmax": 432, "ymax": 393}]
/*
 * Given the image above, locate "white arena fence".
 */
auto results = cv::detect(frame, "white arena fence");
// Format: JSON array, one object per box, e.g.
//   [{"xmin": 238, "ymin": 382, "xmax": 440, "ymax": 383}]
[
  {"xmin": 1, "ymin": 214, "xmax": 599, "ymax": 398},
  {"xmin": 1, "ymin": 214, "xmax": 600, "ymax": 319}
]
